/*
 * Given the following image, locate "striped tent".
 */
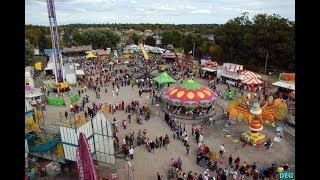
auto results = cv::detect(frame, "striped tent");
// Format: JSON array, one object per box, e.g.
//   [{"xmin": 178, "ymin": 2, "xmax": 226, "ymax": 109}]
[{"xmin": 241, "ymin": 71, "xmax": 262, "ymax": 85}]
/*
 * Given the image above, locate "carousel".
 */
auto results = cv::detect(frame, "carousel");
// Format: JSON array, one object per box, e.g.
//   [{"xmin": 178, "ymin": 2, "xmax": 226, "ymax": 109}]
[
  {"xmin": 161, "ymin": 79, "xmax": 218, "ymax": 118},
  {"xmin": 228, "ymin": 95, "xmax": 288, "ymax": 146}
]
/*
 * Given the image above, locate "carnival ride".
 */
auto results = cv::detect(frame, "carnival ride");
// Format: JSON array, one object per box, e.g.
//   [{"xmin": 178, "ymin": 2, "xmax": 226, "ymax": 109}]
[
  {"xmin": 52, "ymin": 82, "xmax": 70, "ymax": 93},
  {"xmin": 161, "ymin": 79, "xmax": 218, "ymax": 117},
  {"xmin": 139, "ymin": 43, "xmax": 149, "ymax": 60},
  {"xmin": 227, "ymin": 95, "xmax": 288, "ymax": 145},
  {"xmin": 77, "ymin": 133, "xmax": 98, "ymax": 180}
]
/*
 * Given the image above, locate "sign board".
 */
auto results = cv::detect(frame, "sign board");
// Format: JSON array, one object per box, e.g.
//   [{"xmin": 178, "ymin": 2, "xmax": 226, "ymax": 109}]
[{"xmin": 222, "ymin": 63, "xmax": 243, "ymax": 73}]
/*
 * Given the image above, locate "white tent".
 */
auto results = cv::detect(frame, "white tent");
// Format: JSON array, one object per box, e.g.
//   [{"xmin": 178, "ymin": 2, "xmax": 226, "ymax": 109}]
[
  {"xmin": 75, "ymin": 69, "xmax": 85, "ymax": 76},
  {"xmin": 273, "ymin": 81, "xmax": 295, "ymax": 91},
  {"xmin": 25, "ymin": 100, "xmax": 33, "ymax": 113},
  {"xmin": 202, "ymin": 67, "xmax": 217, "ymax": 72},
  {"xmin": 25, "ymin": 92, "xmax": 44, "ymax": 98}
]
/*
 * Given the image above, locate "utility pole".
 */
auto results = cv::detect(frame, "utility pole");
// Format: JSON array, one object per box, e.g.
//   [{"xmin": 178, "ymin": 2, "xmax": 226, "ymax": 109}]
[{"xmin": 264, "ymin": 52, "xmax": 268, "ymax": 74}]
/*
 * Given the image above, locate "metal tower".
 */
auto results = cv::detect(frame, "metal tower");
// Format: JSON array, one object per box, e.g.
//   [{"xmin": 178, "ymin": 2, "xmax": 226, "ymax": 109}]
[{"xmin": 46, "ymin": 0, "xmax": 64, "ymax": 83}]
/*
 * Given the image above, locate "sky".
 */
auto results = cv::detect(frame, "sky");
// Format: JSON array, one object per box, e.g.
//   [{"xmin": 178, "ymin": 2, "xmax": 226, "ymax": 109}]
[{"xmin": 25, "ymin": 0, "xmax": 295, "ymax": 25}]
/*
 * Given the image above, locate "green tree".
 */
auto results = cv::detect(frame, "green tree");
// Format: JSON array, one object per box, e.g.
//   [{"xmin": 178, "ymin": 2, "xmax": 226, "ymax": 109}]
[
  {"xmin": 161, "ymin": 30, "xmax": 183, "ymax": 48},
  {"xmin": 145, "ymin": 36, "xmax": 156, "ymax": 46},
  {"xmin": 183, "ymin": 33, "xmax": 195, "ymax": 54},
  {"xmin": 38, "ymin": 29, "xmax": 51, "ymax": 52},
  {"xmin": 129, "ymin": 33, "xmax": 143, "ymax": 45},
  {"xmin": 208, "ymin": 44, "xmax": 222, "ymax": 60},
  {"xmin": 25, "ymin": 40, "xmax": 34, "ymax": 66},
  {"xmin": 73, "ymin": 29, "xmax": 121, "ymax": 49},
  {"xmin": 25, "ymin": 28, "xmax": 40, "ymax": 47}
]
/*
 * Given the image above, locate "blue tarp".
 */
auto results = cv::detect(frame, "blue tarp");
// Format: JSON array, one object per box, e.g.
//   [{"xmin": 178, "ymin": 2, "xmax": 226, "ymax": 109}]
[
  {"xmin": 29, "ymin": 138, "xmax": 61, "ymax": 152},
  {"xmin": 44, "ymin": 49, "xmax": 53, "ymax": 57}
]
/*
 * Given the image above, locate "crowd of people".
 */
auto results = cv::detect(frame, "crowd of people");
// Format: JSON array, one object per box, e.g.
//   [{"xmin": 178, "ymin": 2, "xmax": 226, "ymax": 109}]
[{"xmin": 36, "ymin": 52, "xmax": 294, "ymax": 179}]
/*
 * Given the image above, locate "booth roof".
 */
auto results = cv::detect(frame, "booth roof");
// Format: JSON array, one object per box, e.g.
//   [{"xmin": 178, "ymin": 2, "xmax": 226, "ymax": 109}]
[
  {"xmin": 86, "ymin": 52, "xmax": 97, "ymax": 59},
  {"xmin": 273, "ymin": 81, "xmax": 295, "ymax": 91},
  {"xmin": 153, "ymin": 71, "xmax": 176, "ymax": 84}
]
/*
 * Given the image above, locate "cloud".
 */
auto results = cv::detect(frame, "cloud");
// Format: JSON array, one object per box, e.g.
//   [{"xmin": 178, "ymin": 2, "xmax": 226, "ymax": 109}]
[
  {"xmin": 191, "ymin": 9, "xmax": 211, "ymax": 14},
  {"xmin": 26, "ymin": 0, "xmax": 295, "ymax": 25}
]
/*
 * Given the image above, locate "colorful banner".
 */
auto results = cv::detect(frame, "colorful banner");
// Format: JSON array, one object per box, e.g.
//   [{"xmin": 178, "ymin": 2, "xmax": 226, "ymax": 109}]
[
  {"xmin": 47, "ymin": 97, "xmax": 65, "ymax": 106},
  {"xmin": 70, "ymin": 92, "xmax": 80, "ymax": 104}
]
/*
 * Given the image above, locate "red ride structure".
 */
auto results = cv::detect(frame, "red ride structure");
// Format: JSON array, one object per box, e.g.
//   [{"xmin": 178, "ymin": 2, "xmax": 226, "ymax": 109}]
[{"xmin": 76, "ymin": 133, "xmax": 98, "ymax": 180}]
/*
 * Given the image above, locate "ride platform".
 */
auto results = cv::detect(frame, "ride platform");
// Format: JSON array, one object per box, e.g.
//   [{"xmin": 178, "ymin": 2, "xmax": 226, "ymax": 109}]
[{"xmin": 241, "ymin": 131, "xmax": 265, "ymax": 146}]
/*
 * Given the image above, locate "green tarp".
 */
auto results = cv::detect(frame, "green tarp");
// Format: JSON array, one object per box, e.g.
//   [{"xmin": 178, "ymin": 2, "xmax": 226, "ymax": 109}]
[
  {"xmin": 70, "ymin": 92, "xmax": 80, "ymax": 104},
  {"xmin": 47, "ymin": 97, "xmax": 65, "ymax": 106},
  {"xmin": 153, "ymin": 71, "xmax": 176, "ymax": 84}
]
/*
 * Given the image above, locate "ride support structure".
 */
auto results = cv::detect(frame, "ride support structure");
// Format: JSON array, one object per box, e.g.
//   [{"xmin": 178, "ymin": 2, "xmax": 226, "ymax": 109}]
[{"xmin": 46, "ymin": 0, "xmax": 64, "ymax": 83}]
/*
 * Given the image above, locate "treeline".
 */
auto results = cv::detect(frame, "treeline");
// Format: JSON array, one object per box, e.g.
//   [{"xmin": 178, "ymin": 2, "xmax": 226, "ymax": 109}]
[
  {"xmin": 58, "ymin": 23, "xmax": 219, "ymax": 35},
  {"xmin": 25, "ymin": 13, "xmax": 294, "ymax": 71}
]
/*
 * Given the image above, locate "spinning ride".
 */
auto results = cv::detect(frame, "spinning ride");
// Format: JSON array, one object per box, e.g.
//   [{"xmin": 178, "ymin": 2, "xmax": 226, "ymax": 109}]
[
  {"xmin": 162, "ymin": 80, "xmax": 218, "ymax": 116},
  {"xmin": 53, "ymin": 82, "xmax": 70, "ymax": 93},
  {"xmin": 228, "ymin": 95, "xmax": 288, "ymax": 145}
]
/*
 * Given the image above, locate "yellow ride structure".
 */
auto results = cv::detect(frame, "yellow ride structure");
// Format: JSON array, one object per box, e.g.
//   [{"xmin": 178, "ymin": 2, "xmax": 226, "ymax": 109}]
[{"xmin": 228, "ymin": 94, "xmax": 288, "ymax": 145}]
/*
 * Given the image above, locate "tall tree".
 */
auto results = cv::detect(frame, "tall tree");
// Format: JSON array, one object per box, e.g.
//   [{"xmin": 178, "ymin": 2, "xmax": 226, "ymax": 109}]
[
  {"xmin": 145, "ymin": 36, "xmax": 156, "ymax": 46},
  {"xmin": 25, "ymin": 40, "xmax": 34, "ymax": 66}
]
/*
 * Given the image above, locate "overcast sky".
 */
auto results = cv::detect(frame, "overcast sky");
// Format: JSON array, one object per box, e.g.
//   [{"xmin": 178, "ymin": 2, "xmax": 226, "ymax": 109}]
[{"xmin": 25, "ymin": 0, "xmax": 295, "ymax": 25}]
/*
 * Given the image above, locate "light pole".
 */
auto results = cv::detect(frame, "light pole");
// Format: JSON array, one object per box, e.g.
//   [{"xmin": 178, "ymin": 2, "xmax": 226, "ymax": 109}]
[{"xmin": 264, "ymin": 52, "xmax": 269, "ymax": 74}]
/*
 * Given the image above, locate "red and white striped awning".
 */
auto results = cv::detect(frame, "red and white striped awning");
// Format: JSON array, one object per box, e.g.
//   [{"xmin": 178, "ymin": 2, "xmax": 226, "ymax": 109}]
[
  {"xmin": 242, "ymin": 77, "xmax": 263, "ymax": 85},
  {"xmin": 241, "ymin": 71, "xmax": 262, "ymax": 85},
  {"xmin": 242, "ymin": 70, "xmax": 261, "ymax": 79}
]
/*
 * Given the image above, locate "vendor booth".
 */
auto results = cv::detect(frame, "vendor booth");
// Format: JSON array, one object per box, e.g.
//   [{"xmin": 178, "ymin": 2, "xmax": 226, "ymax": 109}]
[
  {"xmin": 200, "ymin": 60, "xmax": 218, "ymax": 79},
  {"xmin": 272, "ymin": 73, "xmax": 295, "ymax": 100},
  {"xmin": 217, "ymin": 63, "xmax": 244, "ymax": 86},
  {"xmin": 241, "ymin": 70, "xmax": 263, "ymax": 92}
]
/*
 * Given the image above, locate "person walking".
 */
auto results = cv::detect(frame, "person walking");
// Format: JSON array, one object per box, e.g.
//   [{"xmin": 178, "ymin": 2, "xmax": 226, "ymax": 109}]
[
  {"xmin": 157, "ymin": 172, "xmax": 161, "ymax": 180},
  {"xmin": 64, "ymin": 111, "xmax": 68, "ymax": 119},
  {"xmin": 234, "ymin": 156, "xmax": 240, "ymax": 170},
  {"xmin": 191, "ymin": 124, "xmax": 195, "ymax": 136},
  {"xmin": 150, "ymin": 140, "xmax": 155, "ymax": 153},
  {"xmin": 186, "ymin": 143, "xmax": 190, "ymax": 156},
  {"xmin": 164, "ymin": 134, "xmax": 170, "ymax": 150},
  {"xmin": 59, "ymin": 112, "xmax": 63, "ymax": 123},
  {"xmin": 228, "ymin": 155, "xmax": 233, "ymax": 166},
  {"xmin": 219, "ymin": 144, "xmax": 225, "ymax": 156},
  {"xmin": 123, "ymin": 119, "xmax": 128, "ymax": 129},
  {"xmin": 129, "ymin": 146, "xmax": 134, "ymax": 159}
]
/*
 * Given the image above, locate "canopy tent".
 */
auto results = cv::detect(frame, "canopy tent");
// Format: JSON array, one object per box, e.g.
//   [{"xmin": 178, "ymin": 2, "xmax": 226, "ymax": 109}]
[
  {"xmin": 75, "ymin": 69, "xmax": 85, "ymax": 76},
  {"xmin": 25, "ymin": 92, "xmax": 44, "ymax": 98},
  {"xmin": 272, "ymin": 81, "xmax": 295, "ymax": 91},
  {"xmin": 162, "ymin": 50, "xmax": 176, "ymax": 59},
  {"xmin": 202, "ymin": 67, "xmax": 217, "ymax": 73},
  {"xmin": 86, "ymin": 52, "xmax": 97, "ymax": 59},
  {"xmin": 25, "ymin": 100, "xmax": 33, "ymax": 113},
  {"xmin": 241, "ymin": 71, "xmax": 262, "ymax": 85},
  {"xmin": 153, "ymin": 71, "xmax": 176, "ymax": 84}
]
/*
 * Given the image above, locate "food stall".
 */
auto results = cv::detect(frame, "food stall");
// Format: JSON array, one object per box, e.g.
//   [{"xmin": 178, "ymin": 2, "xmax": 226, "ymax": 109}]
[
  {"xmin": 272, "ymin": 73, "xmax": 295, "ymax": 100},
  {"xmin": 200, "ymin": 60, "xmax": 218, "ymax": 79},
  {"xmin": 217, "ymin": 63, "xmax": 244, "ymax": 86}
]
